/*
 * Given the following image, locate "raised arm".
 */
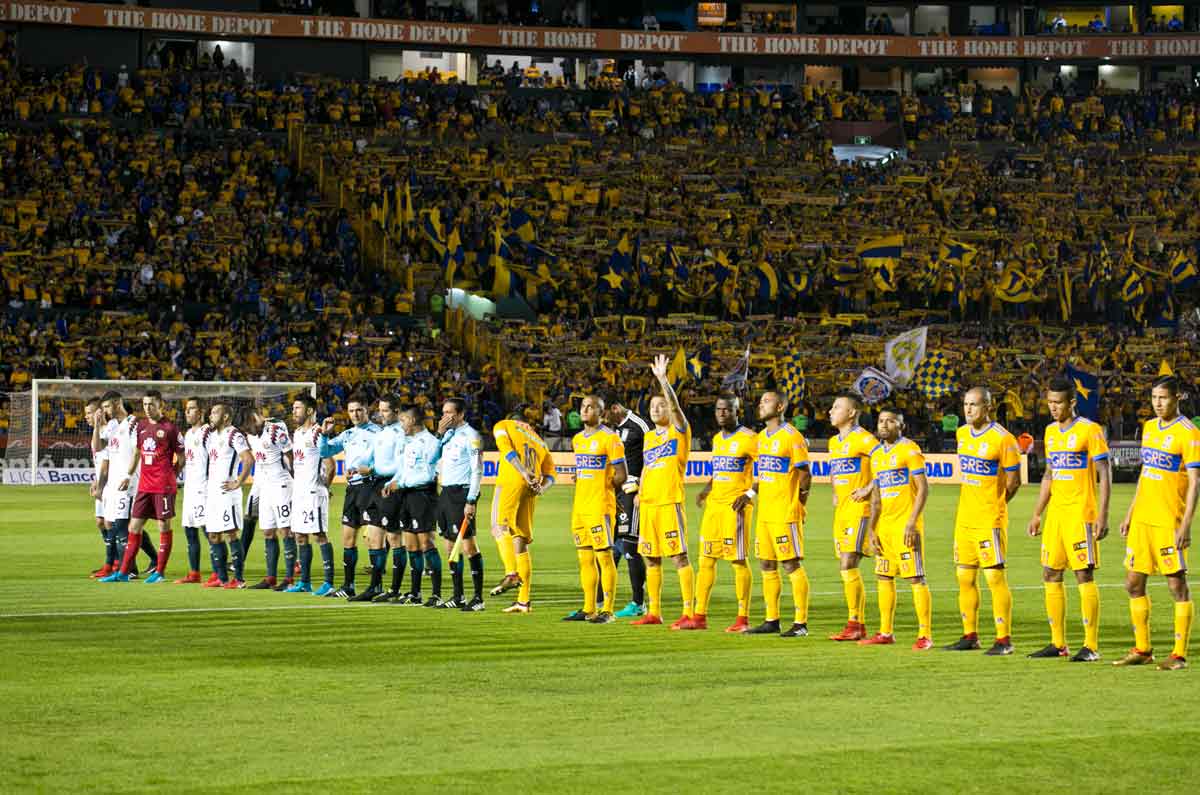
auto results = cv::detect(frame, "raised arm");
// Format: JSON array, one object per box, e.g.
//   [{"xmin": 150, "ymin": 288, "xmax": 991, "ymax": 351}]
[{"xmin": 651, "ymin": 353, "xmax": 688, "ymax": 433}]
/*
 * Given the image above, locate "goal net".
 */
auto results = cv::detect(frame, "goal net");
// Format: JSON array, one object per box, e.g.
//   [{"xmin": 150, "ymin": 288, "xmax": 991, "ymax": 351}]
[{"xmin": 2, "ymin": 380, "xmax": 316, "ymax": 486}]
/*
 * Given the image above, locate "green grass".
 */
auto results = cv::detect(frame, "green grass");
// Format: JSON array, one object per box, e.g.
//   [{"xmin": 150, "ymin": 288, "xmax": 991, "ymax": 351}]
[{"xmin": 1, "ymin": 483, "xmax": 1198, "ymax": 793}]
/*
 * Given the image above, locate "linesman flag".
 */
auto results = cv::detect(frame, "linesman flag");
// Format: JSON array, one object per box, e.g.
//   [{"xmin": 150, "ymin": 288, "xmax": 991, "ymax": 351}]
[
  {"xmin": 777, "ymin": 352, "xmax": 806, "ymax": 408},
  {"xmin": 910, "ymin": 350, "xmax": 959, "ymax": 400}
]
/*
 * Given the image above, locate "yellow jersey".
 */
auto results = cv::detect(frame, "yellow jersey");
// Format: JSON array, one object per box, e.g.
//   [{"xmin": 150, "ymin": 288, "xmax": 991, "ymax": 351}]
[
  {"xmin": 755, "ymin": 424, "xmax": 810, "ymax": 523},
  {"xmin": 955, "ymin": 422, "xmax": 1021, "ymax": 527},
  {"xmin": 828, "ymin": 426, "xmax": 880, "ymax": 521},
  {"xmin": 1043, "ymin": 417, "xmax": 1109, "ymax": 522},
  {"xmin": 870, "ymin": 438, "xmax": 926, "ymax": 529},
  {"xmin": 493, "ymin": 419, "xmax": 554, "ymax": 490},
  {"xmin": 1133, "ymin": 416, "xmax": 1200, "ymax": 527},
  {"xmin": 571, "ymin": 425, "xmax": 625, "ymax": 516},
  {"xmin": 641, "ymin": 423, "xmax": 691, "ymax": 506},
  {"xmin": 709, "ymin": 426, "xmax": 757, "ymax": 505}
]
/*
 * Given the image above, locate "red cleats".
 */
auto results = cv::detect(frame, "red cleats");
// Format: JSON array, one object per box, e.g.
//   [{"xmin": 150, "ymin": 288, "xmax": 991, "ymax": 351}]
[
  {"xmin": 223, "ymin": 579, "xmax": 246, "ymax": 590},
  {"xmin": 92, "ymin": 564, "xmax": 113, "ymax": 579},
  {"xmin": 631, "ymin": 614, "xmax": 663, "ymax": 626},
  {"xmin": 829, "ymin": 621, "xmax": 867, "ymax": 642},
  {"xmin": 670, "ymin": 615, "xmax": 699, "ymax": 631},
  {"xmin": 683, "ymin": 614, "xmax": 707, "ymax": 630},
  {"xmin": 202, "ymin": 577, "xmax": 225, "ymax": 588},
  {"xmin": 857, "ymin": 632, "xmax": 896, "ymax": 646},
  {"xmin": 724, "ymin": 616, "xmax": 750, "ymax": 634},
  {"xmin": 912, "ymin": 637, "xmax": 934, "ymax": 651},
  {"xmin": 174, "ymin": 571, "xmax": 202, "ymax": 584}
]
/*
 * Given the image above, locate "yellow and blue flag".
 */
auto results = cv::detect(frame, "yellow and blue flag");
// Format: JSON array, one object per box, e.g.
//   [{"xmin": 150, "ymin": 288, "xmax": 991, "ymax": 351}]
[
  {"xmin": 754, "ymin": 259, "xmax": 779, "ymax": 301},
  {"xmin": 687, "ymin": 345, "xmax": 712, "ymax": 382},
  {"xmin": 938, "ymin": 239, "xmax": 977, "ymax": 269},
  {"xmin": 1120, "ymin": 267, "xmax": 1146, "ymax": 304},
  {"xmin": 831, "ymin": 259, "xmax": 862, "ymax": 284},
  {"xmin": 507, "ymin": 209, "xmax": 536, "ymax": 244},
  {"xmin": 666, "ymin": 244, "xmax": 689, "ymax": 281},
  {"xmin": 443, "ymin": 226, "xmax": 464, "ymax": 287},
  {"xmin": 777, "ymin": 351, "xmax": 806, "ymax": 407},
  {"xmin": 787, "ymin": 270, "xmax": 811, "ymax": 297},
  {"xmin": 1064, "ymin": 364, "xmax": 1099, "ymax": 421},
  {"xmin": 667, "ymin": 346, "xmax": 688, "ymax": 387},
  {"xmin": 911, "ymin": 350, "xmax": 959, "ymax": 399},
  {"xmin": 994, "ymin": 264, "xmax": 1035, "ymax": 303},
  {"xmin": 1058, "ymin": 269, "xmax": 1072, "ymax": 322},
  {"xmin": 1170, "ymin": 249, "xmax": 1198, "ymax": 289},
  {"xmin": 858, "ymin": 234, "xmax": 903, "ymax": 292}
]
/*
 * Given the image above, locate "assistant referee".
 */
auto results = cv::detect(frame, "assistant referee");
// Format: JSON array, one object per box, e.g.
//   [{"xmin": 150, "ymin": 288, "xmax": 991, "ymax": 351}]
[{"xmin": 435, "ymin": 398, "xmax": 486, "ymax": 611}]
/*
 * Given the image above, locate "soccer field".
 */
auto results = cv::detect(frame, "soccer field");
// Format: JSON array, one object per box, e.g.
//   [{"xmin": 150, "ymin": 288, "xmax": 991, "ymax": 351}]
[{"xmin": 1, "ymin": 483, "xmax": 1197, "ymax": 793}]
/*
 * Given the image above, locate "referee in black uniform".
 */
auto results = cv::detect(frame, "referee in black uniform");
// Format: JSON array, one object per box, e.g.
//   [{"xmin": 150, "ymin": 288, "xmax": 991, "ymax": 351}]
[
  {"xmin": 433, "ymin": 398, "xmax": 486, "ymax": 611},
  {"xmin": 600, "ymin": 390, "xmax": 650, "ymax": 617}
]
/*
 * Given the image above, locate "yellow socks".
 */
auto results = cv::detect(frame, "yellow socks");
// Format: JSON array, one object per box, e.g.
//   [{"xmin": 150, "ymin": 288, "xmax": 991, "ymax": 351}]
[
  {"xmin": 877, "ymin": 577, "xmax": 896, "ymax": 635},
  {"xmin": 1130, "ymin": 595, "xmax": 1152, "ymax": 651},
  {"xmin": 1174, "ymin": 600, "xmax": 1194, "ymax": 659},
  {"xmin": 516, "ymin": 551, "xmax": 532, "ymax": 603},
  {"xmin": 576, "ymin": 548, "xmax": 597, "ymax": 614},
  {"xmin": 762, "ymin": 569, "xmax": 782, "ymax": 622},
  {"xmin": 598, "ymin": 549, "xmax": 617, "ymax": 613},
  {"xmin": 912, "ymin": 583, "xmax": 932, "ymax": 640},
  {"xmin": 696, "ymin": 556, "xmax": 717, "ymax": 616},
  {"xmin": 646, "ymin": 565, "xmax": 663, "ymax": 617},
  {"xmin": 983, "ymin": 568, "xmax": 1013, "ymax": 640},
  {"xmin": 956, "ymin": 567, "xmax": 980, "ymax": 636},
  {"xmin": 1045, "ymin": 580, "xmax": 1067, "ymax": 648},
  {"xmin": 677, "ymin": 564, "xmax": 696, "ymax": 617},
  {"xmin": 840, "ymin": 569, "xmax": 865, "ymax": 624},
  {"xmin": 788, "ymin": 567, "xmax": 809, "ymax": 624},
  {"xmin": 496, "ymin": 532, "xmax": 517, "ymax": 576},
  {"xmin": 733, "ymin": 561, "xmax": 752, "ymax": 618},
  {"xmin": 1078, "ymin": 580, "xmax": 1100, "ymax": 650}
]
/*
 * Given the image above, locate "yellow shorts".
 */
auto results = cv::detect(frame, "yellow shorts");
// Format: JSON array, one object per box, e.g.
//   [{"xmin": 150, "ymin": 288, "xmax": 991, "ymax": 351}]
[
  {"xmin": 1041, "ymin": 510, "xmax": 1099, "ymax": 571},
  {"xmin": 699, "ymin": 503, "xmax": 751, "ymax": 561},
  {"xmin": 756, "ymin": 519, "xmax": 804, "ymax": 562},
  {"xmin": 571, "ymin": 512, "xmax": 615, "ymax": 551},
  {"xmin": 638, "ymin": 502, "xmax": 688, "ymax": 558},
  {"xmin": 953, "ymin": 524, "xmax": 1007, "ymax": 568},
  {"xmin": 491, "ymin": 483, "xmax": 535, "ymax": 541},
  {"xmin": 1124, "ymin": 521, "xmax": 1187, "ymax": 576},
  {"xmin": 833, "ymin": 515, "xmax": 872, "ymax": 557},
  {"xmin": 874, "ymin": 522, "xmax": 926, "ymax": 579}
]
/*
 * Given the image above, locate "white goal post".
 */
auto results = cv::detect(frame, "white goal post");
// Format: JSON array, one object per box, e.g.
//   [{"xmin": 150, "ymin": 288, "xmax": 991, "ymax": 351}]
[{"xmin": 3, "ymin": 379, "xmax": 317, "ymax": 486}]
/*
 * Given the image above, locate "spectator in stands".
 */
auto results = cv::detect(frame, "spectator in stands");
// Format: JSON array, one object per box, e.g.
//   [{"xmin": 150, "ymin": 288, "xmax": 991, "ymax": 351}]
[{"xmin": 1168, "ymin": 15, "xmax": 1184, "ymax": 32}]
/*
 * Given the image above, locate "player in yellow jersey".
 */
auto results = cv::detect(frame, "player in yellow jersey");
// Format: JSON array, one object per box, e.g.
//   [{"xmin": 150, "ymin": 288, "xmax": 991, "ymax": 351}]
[
  {"xmin": 563, "ymin": 395, "xmax": 627, "ymax": 625},
  {"xmin": 743, "ymin": 390, "xmax": 812, "ymax": 637},
  {"xmin": 946, "ymin": 387, "xmax": 1021, "ymax": 655},
  {"xmin": 489, "ymin": 412, "xmax": 557, "ymax": 613},
  {"xmin": 632, "ymin": 354, "xmax": 698, "ymax": 630},
  {"xmin": 1026, "ymin": 377, "xmax": 1110, "ymax": 662},
  {"xmin": 827, "ymin": 393, "xmax": 881, "ymax": 642},
  {"xmin": 695, "ymin": 395, "xmax": 758, "ymax": 633},
  {"xmin": 1115, "ymin": 376, "xmax": 1199, "ymax": 670},
  {"xmin": 861, "ymin": 409, "xmax": 933, "ymax": 650}
]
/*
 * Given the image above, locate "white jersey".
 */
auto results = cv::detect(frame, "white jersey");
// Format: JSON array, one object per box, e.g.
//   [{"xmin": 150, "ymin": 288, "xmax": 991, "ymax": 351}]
[
  {"xmin": 183, "ymin": 424, "xmax": 210, "ymax": 493},
  {"xmin": 292, "ymin": 424, "xmax": 325, "ymax": 491},
  {"xmin": 249, "ymin": 419, "xmax": 293, "ymax": 487},
  {"xmin": 102, "ymin": 415, "xmax": 139, "ymax": 493},
  {"xmin": 204, "ymin": 424, "xmax": 250, "ymax": 496}
]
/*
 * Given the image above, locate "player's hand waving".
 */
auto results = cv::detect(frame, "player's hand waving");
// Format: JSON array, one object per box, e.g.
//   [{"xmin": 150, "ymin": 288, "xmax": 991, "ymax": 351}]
[{"xmin": 651, "ymin": 353, "xmax": 670, "ymax": 381}]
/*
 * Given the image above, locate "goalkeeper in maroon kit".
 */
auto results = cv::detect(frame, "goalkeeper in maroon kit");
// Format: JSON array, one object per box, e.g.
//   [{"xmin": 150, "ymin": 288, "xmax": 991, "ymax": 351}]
[{"xmin": 116, "ymin": 390, "xmax": 184, "ymax": 583}]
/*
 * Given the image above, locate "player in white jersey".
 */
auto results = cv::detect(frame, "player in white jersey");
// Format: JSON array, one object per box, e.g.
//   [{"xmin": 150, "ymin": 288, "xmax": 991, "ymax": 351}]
[
  {"xmin": 92, "ymin": 390, "xmax": 156, "ymax": 578},
  {"xmin": 84, "ymin": 397, "xmax": 117, "ymax": 578},
  {"xmin": 285, "ymin": 395, "xmax": 336, "ymax": 593},
  {"xmin": 245, "ymin": 408, "xmax": 295, "ymax": 590},
  {"xmin": 177, "ymin": 398, "xmax": 211, "ymax": 584},
  {"xmin": 203, "ymin": 402, "xmax": 254, "ymax": 588}
]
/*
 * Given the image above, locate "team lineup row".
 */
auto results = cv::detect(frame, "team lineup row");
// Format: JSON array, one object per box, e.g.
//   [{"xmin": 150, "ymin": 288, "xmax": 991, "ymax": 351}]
[{"xmin": 82, "ymin": 362, "xmax": 1198, "ymax": 669}]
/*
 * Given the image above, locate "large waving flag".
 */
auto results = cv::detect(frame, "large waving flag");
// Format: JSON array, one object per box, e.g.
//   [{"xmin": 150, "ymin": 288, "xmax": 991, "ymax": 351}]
[
  {"xmin": 853, "ymin": 367, "xmax": 895, "ymax": 405},
  {"xmin": 911, "ymin": 350, "xmax": 959, "ymax": 399},
  {"xmin": 754, "ymin": 260, "xmax": 779, "ymax": 301},
  {"xmin": 1170, "ymin": 249, "xmax": 1198, "ymax": 289},
  {"xmin": 883, "ymin": 326, "xmax": 927, "ymax": 387},
  {"xmin": 777, "ymin": 352, "xmax": 806, "ymax": 408},
  {"xmin": 507, "ymin": 209, "xmax": 536, "ymax": 244},
  {"xmin": 667, "ymin": 346, "xmax": 689, "ymax": 387},
  {"xmin": 687, "ymin": 345, "xmax": 712, "ymax": 382},
  {"xmin": 938, "ymin": 239, "xmax": 978, "ymax": 269},
  {"xmin": 721, "ymin": 347, "xmax": 751, "ymax": 394},
  {"xmin": 1065, "ymin": 363, "xmax": 1100, "ymax": 421},
  {"xmin": 857, "ymin": 234, "xmax": 903, "ymax": 292},
  {"xmin": 994, "ymin": 263, "xmax": 1035, "ymax": 303}
]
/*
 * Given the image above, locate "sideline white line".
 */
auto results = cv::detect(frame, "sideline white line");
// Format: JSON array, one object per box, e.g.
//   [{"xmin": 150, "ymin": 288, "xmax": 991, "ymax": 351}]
[{"xmin": 0, "ymin": 581, "xmax": 1163, "ymax": 620}]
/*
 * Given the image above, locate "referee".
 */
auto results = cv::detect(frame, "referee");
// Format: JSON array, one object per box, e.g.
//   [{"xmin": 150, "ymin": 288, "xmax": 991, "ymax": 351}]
[
  {"xmin": 434, "ymin": 398, "xmax": 485, "ymax": 611},
  {"xmin": 382, "ymin": 407, "xmax": 443, "ymax": 606},
  {"xmin": 600, "ymin": 390, "xmax": 649, "ymax": 618},
  {"xmin": 349, "ymin": 394, "xmax": 404, "ymax": 603},
  {"xmin": 319, "ymin": 396, "xmax": 381, "ymax": 598}
]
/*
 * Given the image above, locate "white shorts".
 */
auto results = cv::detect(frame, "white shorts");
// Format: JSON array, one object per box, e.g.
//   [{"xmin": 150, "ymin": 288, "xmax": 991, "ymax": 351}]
[
  {"xmin": 182, "ymin": 486, "xmax": 207, "ymax": 528},
  {"xmin": 102, "ymin": 487, "xmax": 133, "ymax": 523},
  {"xmin": 257, "ymin": 481, "xmax": 294, "ymax": 530},
  {"xmin": 292, "ymin": 488, "xmax": 330, "ymax": 536},
  {"xmin": 205, "ymin": 490, "xmax": 244, "ymax": 535}
]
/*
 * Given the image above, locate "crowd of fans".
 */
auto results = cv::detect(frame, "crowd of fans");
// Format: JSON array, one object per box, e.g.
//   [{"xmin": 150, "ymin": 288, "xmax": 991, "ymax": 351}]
[{"xmin": 1, "ymin": 44, "xmax": 1198, "ymax": 452}]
